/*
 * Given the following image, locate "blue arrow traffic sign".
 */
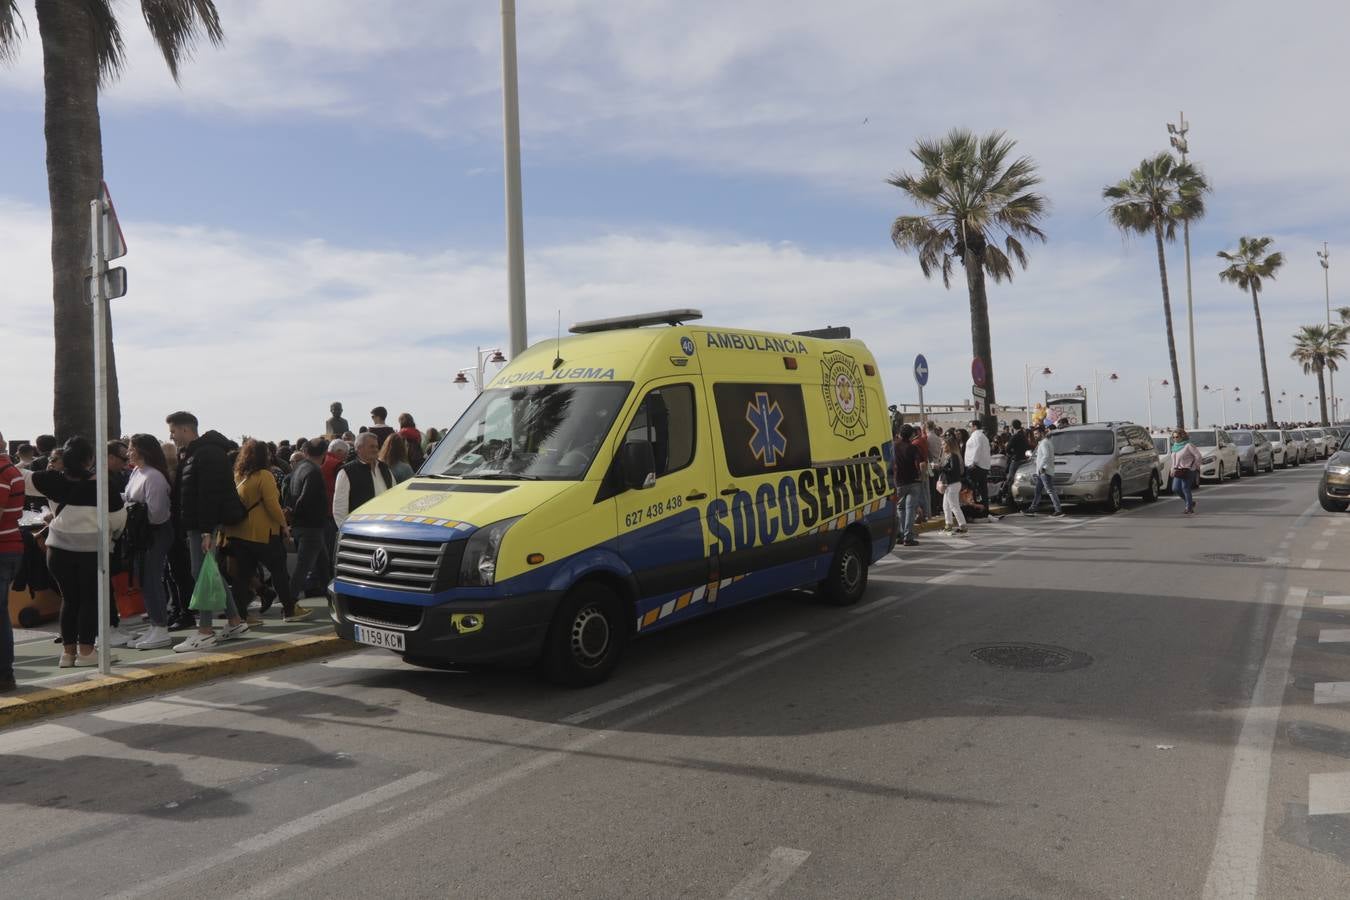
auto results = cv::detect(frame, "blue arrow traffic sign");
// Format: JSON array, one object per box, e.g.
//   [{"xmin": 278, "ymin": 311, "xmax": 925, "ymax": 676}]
[{"xmin": 913, "ymin": 354, "xmax": 929, "ymax": 387}]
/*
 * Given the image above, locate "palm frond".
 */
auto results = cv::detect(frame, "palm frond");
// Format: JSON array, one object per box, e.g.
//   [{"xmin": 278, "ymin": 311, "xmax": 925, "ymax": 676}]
[
  {"xmin": 0, "ymin": 0, "xmax": 23, "ymax": 63},
  {"xmin": 140, "ymin": 0, "xmax": 223, "ymax": 83},
  {"xmin": 87, "ymin": 0, "xmax": 126, "ymax": 85}
]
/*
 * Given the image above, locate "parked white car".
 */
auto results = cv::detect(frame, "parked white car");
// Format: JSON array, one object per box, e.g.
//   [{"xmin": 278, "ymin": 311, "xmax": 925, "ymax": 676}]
[
  {"xmin": 1260, "ymin": 429, "xmax": 1293, "ymax": 468},
  {"xmin": 1306, "ymin": 428, "xmax": 1334, "ymax": 459},
  {"xmin": 1188, "ymin": 429, "xmax": 1241, "ymax": 481}
]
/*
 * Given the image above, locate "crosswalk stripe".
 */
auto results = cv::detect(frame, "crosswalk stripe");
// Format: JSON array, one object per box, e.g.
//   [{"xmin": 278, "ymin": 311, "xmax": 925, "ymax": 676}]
[
  {"xmin": 1302, "ymin": 559, "xmax": 1322, "ymax": 569},
  {"xmin": 1309, "ymin": 773, "xmax": 1350, "ymax": 816},
  {"xmin": 1322, "ymin": 595, "xmax": 1350, "ymax": 607},
  {"xmin": 1319, "ymin": 629, "xmax": 1350, "ymax": 643}
]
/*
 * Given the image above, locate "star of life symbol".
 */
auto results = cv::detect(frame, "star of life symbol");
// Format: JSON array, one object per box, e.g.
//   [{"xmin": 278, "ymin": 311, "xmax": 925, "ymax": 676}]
[
  {"xmin": 821, "ymin": 350, "xmax": 868, "ymax": 440},
  {"xmin": 746, "ymin": 391, "xmax": 789, "ymax": 467}
]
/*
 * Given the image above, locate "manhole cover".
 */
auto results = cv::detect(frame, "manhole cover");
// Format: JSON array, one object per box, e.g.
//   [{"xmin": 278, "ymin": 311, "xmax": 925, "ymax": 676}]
[
  {"xmin": 967, "ymin": 643, "xmax": 1092, "ymax": 673},
  {"xmin": 1200, "ymin": 553, "xmax": 1266, "ymax": 564}
]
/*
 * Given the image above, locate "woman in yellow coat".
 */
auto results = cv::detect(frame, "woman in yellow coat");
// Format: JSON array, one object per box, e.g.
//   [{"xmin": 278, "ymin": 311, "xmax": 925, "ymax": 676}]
[{"xmin": 222, "ymin": 439, "xmax": 309, "ymax": 623}]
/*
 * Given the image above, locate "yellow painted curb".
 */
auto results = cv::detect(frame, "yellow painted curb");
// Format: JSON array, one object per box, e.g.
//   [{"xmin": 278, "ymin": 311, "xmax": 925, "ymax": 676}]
[{"xmin": 0, "ymin": 633, "xmax": 353, "ymax": 730}]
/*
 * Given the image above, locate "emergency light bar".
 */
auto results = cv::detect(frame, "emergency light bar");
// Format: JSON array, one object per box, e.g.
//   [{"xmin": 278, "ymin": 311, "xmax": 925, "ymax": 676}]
[{"xmin": 569, "ymin": 309, "xmax": 703, "ymax": 334}]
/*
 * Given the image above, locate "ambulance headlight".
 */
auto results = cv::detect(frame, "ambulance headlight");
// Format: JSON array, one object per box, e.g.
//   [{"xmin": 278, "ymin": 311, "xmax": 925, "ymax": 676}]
[{"xmin": 460, "ymin": 517, "xmax": 522, "ymax": 587}]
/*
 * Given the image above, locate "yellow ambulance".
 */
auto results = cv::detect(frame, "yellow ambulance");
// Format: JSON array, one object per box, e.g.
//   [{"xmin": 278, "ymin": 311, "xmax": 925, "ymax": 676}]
[{"xmin": 331, "ymin": 310, "xmax": 897, "ymax": 685}]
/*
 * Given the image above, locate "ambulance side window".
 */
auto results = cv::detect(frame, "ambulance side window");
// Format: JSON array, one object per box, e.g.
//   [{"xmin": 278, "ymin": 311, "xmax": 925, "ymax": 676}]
[{"xmin": 624, "ymin": 384, "xmax": 696, "ymax": 478}]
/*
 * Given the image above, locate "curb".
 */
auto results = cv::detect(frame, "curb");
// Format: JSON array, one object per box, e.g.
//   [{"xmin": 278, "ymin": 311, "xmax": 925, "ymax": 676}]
[{"xmin": 0, "ymin": 633, "xmax": 353, "ymax": 730}]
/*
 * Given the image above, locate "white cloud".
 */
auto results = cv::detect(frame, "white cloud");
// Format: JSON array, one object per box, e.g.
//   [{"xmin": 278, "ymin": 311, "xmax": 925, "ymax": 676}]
[{"xmin": 6, "ymin": 194, "xmax": 1338, "ymax": 447}]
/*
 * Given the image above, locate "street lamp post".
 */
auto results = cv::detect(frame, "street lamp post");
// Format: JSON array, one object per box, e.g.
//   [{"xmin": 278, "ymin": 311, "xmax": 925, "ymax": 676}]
[
  {"xmin": 1024, "ymin": 364, "xmax": 1052, "ymax": 421},
  {"xmin": 500, "ymin": 0, "xmax": 528, "ymax": 357},
  {"xmin": 1318, "ymin": 243, "xmax": 1335, "ymax": 423},
  {"xmin": 453, "ymin": 347, "xmax": 508, "ymax": 395},
  {"xmin": 1168, "ymin": 112, "xmax": 1199, "ymax": 429},
  {"xmin": 1146, "ymin": 377, "xmax": 1170, "ymax": 432},
  {"xmin": 1092, "ymin": 369, "xmax": 1119, "ymax": 421},
  {"xmin": 1203, "ymin": 384, "xmax": 1227, "ymax": 428}
]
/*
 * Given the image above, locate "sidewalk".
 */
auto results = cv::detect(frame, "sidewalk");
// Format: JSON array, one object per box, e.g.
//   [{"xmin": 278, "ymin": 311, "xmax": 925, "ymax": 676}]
[{"xmin": 1, "ymin": 596, "xmax": 351, "ymax": 729}]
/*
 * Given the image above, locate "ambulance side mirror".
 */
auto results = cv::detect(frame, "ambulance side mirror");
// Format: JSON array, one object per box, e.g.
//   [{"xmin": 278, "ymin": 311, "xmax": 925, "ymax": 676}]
[{"xmin": 620, "ymin": 440, "xmax": 657, "ymax": 491}]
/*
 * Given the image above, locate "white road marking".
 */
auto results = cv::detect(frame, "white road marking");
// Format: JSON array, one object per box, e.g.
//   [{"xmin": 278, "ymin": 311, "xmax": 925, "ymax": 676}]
[
  {"xmin": 1309, "ymin": 773, "xmax": 1350, "ymax": 816},
  {"xmin": 1312, "ymin": 540, "xmax": 1330, "ymax": 551},
  {"xmin": 1321, "ymin": 595, "xmax": 1350, "ymax": 608},
  {"xmin": 1302, "ymin": 559, "xmax": 1322, "ymax": 570},
  {"xmin": 722, "ymin": 847, "xmax": 812, "ymax": 900},
  {"xmin": 560, "ymin": 682, "xmax": 676, "ymax": 724},
  {"xmin": 1322, "ymin": 529, "xmax": 1337, "ymax": 537},
  {"xmin": 1319, "ymin": 629, "xmax": 1350, "ymax": 644},
  {"xmin": 738, "ymin": 632, "xmax": 809, "ymax": 658},
  {"xmin": 848, "ymin": 595, "xmax": 901, "ymax": 617},
  {"xmin": 1314, "ymin": 682, "xmax": 1350, "ymax": 705},
  {"xmin": 0, "ymin": 723, "xmax": 86, "ymax": 755},
  {"xmin": 1201, "ymin": 585, "xmax": 1305, "ymax": 900},
  {"xmin": 105, "ymin": 770, "xmax": 440, "ymax": 900}
]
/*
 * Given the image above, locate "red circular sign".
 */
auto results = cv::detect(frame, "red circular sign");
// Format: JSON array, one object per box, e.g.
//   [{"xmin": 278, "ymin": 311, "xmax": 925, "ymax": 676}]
[{"xmin": 972, "ymin": 358, "xmax": 987, "ymax": 388}]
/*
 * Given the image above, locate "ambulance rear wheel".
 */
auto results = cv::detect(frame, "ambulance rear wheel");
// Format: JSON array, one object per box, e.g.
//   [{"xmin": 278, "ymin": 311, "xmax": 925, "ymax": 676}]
[
  {"xmin": 540, "ymin": 583, "xmax": 627, "ymax": 687},
  {"xmin": 819, "ymin": 533, "xmax": 868, "ymax": 606}
]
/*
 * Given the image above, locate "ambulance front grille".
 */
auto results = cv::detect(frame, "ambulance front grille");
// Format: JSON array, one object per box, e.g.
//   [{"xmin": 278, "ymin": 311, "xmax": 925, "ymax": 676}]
[{"xmin": 335, "ymin": 536, "xmax": 462, "ymax": 593}]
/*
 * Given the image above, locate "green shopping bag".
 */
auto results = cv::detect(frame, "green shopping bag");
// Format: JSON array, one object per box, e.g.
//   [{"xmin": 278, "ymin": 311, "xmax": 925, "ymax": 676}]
[{"xmin": 188, "ymin": 551, "xmax": 229, "ymax": 612}]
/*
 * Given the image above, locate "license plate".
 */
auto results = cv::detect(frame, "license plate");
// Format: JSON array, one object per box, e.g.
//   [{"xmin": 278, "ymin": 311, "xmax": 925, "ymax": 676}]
[{"xmin": 352, "ymin": 623, "xmax": 405, "ymax": 651}]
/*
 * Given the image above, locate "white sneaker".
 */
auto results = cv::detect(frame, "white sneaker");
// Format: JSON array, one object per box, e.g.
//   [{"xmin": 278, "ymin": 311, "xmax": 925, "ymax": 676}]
[
  {"xmin": 97, "ymin": 626, "xmax": 132, "ymax": 649},
  {"xmin": 173, "ymin": 631, "xmax": 221, "ymax": 653},
  {"xmin": 133, "ymin": 625, "xmax": 173, "ymax": 650},
  {"xmin": 220, "ymin": 622, "xmax": 250, "ymax": 640}
]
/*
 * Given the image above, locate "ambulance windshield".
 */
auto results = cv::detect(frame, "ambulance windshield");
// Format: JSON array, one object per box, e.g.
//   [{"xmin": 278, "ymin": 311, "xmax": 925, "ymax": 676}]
[{"xmin": 423, "ymin": 382, "xmax": 632, "ymax": 481}]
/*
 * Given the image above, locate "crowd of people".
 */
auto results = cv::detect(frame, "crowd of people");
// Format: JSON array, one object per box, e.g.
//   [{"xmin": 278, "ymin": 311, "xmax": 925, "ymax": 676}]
[{"xmin": 0, "ymin": 404, "xmax": 445, "ymax": 691}]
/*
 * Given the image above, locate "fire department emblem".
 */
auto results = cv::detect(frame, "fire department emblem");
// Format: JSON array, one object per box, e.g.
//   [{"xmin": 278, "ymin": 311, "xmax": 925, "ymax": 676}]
[{"xmin": 821, "ymin": 351, "xmax": 867, "ymax": 440}]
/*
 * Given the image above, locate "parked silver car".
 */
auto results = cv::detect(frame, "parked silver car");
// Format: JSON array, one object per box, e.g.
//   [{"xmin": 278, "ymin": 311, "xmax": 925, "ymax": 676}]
[
  {"xmin": 1229, "ymin": 429, "xmax": 1275, "ymax": 475},
  {"xmin": 1306, "ymin": 428, "xmax": 1333, "ymax": 459},
  {"xmin": 1292, "ymin": 429, "xmax": 1318, "ymax": 463},
  {"xmin": 1287, "ymin": 430, "xmax": 1310, "ymax": 464},
  {"xmin": 1010, "ymin": 423, "xmax": 1163, "ymax": 512}
]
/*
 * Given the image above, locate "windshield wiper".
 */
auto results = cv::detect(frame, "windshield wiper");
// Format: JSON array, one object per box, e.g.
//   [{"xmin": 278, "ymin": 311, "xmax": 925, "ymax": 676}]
[
  {"xmin": 465, "ymin": 472, "xmax": 541, "ymax": 481},
  {"xmin": 419, "ymin": 473, "xmax": 464, "ymax": 479}
]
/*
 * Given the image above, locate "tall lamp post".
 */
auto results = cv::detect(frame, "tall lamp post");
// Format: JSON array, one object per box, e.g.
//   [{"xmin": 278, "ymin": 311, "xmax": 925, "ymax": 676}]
[
  {"xmin": 453, "ymin": 347, "xmax": 508, "ymax": 395},
  {"xmin": 1318, "ymin": 243, "xmax": 1335, "ymax": 423},
  {"xmin": 1092, "ymin": 369, "xmax": 1119, "ymax": 421},
  {"xmin": 1024, "ymin": 364, "xmax": 1052, "ymax": 421},
  {"xmin": 500, "ymin": 0, "xmax": 528, "ymax": 357},
  {"xmin": 1203, "ymin": 384, "xmax": 1228, "ymax": 428},
  {"xmin": 1168, "ymin": 114, "xmax": 1199, "ymax": 429},
  {"xmin": 1146, "ymin": 377, "xmax": 1170, "ymax": 432}
]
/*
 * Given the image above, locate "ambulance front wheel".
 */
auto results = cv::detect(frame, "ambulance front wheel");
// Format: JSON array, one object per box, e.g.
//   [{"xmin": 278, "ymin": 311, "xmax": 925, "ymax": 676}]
[
  {"xmin": 819, "ymin": 532, "xmax": 868, "ymax": 606},
  {"xmin": 540, "ymin": 582, "xmax": 628, "ymax": 687}
]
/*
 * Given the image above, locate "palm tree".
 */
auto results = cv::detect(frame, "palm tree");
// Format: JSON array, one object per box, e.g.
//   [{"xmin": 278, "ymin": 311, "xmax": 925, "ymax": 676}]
[
  {"xmin": 888, "ymin": 129, "xmax": 1047, "ymax": 436},
  {"xmin": 1103, "ymin": 152, "xmax": 1209, "ymax": 430},
  {"xmin": 1291, "ymin": 323, "xmax": 1348, "ymax": 425},
  {"xmin": 0, "ymin": 1, "xmax": 223, "ymax": 440},
  {"xmin": 1217, "ymin": 236, "xmax": 1284, "ymax": 427}
]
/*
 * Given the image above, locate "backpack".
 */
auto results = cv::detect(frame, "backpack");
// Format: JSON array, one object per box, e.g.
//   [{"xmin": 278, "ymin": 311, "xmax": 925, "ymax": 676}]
[{"xmin": 218, "ymin": 488, "xmax": 248, "ymax": 526}]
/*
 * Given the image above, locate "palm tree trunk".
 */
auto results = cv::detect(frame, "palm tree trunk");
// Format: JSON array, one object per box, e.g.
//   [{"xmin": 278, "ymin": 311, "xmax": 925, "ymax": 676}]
[
  {"xmin": 963, "ymin": 239, "xmax": 996, "ymax": 437},
  {"xmin": 1152, "ymin": 221, "xmax": 1186, "ymax": 429},
  {"xmin": 1250, "ymin": 284, "xmax": 1274, "ymax": 427},
  {"xmin": 1317, "ymin": 363, "xmax": 1329, "ymax": 425},
  {"xmin": 36, "ymin": 0, "xmax": 121, "ymax": 441}
]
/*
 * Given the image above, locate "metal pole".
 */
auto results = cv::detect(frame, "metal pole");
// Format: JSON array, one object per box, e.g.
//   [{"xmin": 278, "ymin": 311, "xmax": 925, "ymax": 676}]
[
  {"xmin": 500, "ymin": 0, "xmax": 528, "ymax": 357},
  {"xmin": 1023, "ymin": 364, "xmax": 1031, "ymax": 424},
  {"xmin": 1146, "ymin": 379, "xmax": 1153, "ymax": 432},
  {"xmin": 918, "ymin": 382, "xmax": 928, "ymax": 503},
  {"xmin": 89, "ymin": 198, "xmax": 111, "ymax": 676},
  {"xmin": 1092, "ymin": 370, "xmax": 1101, "ymax": 422},
  {"xmin": 1324, "ymin": 243, "xmax": 1335, "ymax": 423}
]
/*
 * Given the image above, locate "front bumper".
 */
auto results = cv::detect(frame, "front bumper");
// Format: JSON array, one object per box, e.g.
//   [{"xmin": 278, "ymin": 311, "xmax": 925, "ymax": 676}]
[
  {"xmin": 331, "ymin": 585, "xmax": 563, "ymax": 666},
  {"xmin": 1010, "ymin": 479, "xmax": 1110, "ymax": 504}
]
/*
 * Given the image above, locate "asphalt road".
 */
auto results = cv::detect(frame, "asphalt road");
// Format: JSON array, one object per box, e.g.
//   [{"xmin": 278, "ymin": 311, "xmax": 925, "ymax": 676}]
[{"xmin": 2, "ymin": 465, "xmax": 1348, "ymax": 899}]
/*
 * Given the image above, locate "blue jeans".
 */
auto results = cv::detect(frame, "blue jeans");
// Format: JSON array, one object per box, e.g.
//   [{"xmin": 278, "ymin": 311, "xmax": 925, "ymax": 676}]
[
  {"xmin": 1028, "ymin": 473, "xmax": 1062, "ymax": 514},
  {"xmin": 0, "ymin": 551, "xmax": 20, "ymax": 680},
  {"xmin": 138, "ymin": 522, "xmax": 174, "ymax": 626},
  {"xmin": 898, "ymin": 483, "xmax": 923, "ymax": 542},
  {"xmin": 1172, "ymin": 476, "xmax": 1194, "ymax": 511}
]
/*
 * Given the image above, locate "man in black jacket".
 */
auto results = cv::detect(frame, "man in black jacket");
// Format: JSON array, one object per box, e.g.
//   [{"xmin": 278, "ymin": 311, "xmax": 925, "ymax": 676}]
[
  {"xmin": 1003, "ymin": 419, "xmax": 1030, "ymax": 505},
  {"xmin": 333, "ymin": 433, "xmax": 394, "ymax": 528},
  {"xmin": 166, "ymin": 411, "xmax": 238, "ymax": 578},
  {"xmin": 284, "ymin": 440, "xmax": 330, "ymax": 611}
]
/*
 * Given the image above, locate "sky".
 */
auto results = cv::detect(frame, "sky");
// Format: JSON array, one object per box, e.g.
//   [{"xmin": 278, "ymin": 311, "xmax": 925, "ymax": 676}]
[{"xmin": 3, "ymin": 0, "xmax": 1350, "ymax": 443}]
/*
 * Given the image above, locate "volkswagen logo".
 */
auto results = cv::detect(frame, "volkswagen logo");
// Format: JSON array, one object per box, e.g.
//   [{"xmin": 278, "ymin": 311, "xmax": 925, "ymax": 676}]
[{"xmin": 370, "ymin": 547, "xmax": 390, "ymax": 576}]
